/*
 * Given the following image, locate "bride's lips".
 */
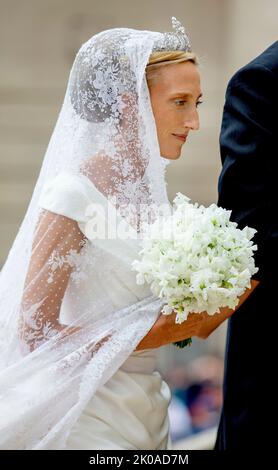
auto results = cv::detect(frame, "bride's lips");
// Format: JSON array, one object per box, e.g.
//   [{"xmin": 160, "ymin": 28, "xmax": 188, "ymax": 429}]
[{"xmin": 172, "ymin": 133, "xmax": 188, "ymax": 143}]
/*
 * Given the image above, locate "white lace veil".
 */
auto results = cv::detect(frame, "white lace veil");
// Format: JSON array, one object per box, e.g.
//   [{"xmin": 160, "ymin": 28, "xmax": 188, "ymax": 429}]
[{"xmin": 0, "ymin": 18, "xmax": 191, "ymax": 449}]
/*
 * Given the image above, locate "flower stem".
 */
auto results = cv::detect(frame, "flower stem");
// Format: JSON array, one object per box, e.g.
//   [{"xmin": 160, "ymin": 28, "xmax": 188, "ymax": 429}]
[{"xmin": 173, "ymin": 337, "xmax": 192, "ymax": 349}]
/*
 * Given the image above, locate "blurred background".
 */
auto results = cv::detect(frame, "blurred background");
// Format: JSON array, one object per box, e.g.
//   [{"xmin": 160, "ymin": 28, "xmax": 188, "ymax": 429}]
[{"xmin": 1, "ymin": 0, "xmax": 277, "ymax": 448}]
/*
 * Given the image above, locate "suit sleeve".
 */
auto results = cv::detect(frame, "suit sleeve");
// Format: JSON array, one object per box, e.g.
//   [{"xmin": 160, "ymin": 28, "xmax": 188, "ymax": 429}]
[{"xmin": 218, "ymin": 64, "xmax": 277, "ymax": 283}]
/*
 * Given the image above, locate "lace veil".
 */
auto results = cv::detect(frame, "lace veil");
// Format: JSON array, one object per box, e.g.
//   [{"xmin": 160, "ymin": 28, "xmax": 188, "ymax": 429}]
[{"xmin": 0, "ymin": 18, "xmax": 191, "ymax": 449}]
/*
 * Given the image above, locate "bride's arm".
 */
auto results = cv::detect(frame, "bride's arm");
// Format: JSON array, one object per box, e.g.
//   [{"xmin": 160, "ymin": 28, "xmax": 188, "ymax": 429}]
[
  {"xmin": 136, "ymin": 279, "xmax": 259, "ymax": 350},
  {"xmin": 19, "ymin": 209, "xmax": 86, "ymax": 353}
]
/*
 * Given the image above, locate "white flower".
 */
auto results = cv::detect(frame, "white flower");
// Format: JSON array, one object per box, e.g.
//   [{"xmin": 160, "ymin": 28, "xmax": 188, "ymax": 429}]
[{"xmin": 131, "ymin": 193, "xmax": 258, "ymax": 324}]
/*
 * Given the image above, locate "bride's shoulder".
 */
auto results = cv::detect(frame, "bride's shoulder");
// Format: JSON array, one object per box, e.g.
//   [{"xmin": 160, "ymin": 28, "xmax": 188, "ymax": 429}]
[
  {"xmin": 37, "ymin": 171, "xmax": 94, "ymax": 222},
  {"xmin": 39, "ymin": 171, "xmax": 90, "ymax": 200}
]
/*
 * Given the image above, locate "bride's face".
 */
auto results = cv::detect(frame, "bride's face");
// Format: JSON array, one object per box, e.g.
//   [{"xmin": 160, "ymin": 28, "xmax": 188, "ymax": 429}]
[{"xmin": 148, "ymin": 60, "xmax": 202, "ymax": 159}]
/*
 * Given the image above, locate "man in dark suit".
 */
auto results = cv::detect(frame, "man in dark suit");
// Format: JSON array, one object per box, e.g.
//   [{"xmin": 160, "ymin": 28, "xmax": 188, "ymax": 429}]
[{"xmin": 215, "ymin": 41, "xmax": 278, "ymax": 449}]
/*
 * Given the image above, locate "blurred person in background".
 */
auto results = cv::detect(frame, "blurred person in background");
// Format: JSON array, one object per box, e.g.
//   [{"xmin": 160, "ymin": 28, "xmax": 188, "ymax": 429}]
[{"xmin": 167, "ymin": 356, "xmax": 224, "ymax": 440}]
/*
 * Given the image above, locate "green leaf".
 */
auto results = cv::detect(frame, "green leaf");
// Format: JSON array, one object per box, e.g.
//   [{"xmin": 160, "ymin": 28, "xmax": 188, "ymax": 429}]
[
  {"xmin": 173, "ymin": 337, "xmax": 192, "ymax": 349},
  {"xmin": 221, "ymin": 280, "xmax": 233, "ymax": 288}
]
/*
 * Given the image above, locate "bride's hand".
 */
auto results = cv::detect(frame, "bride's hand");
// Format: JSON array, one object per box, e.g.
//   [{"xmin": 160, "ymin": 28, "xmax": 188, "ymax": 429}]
[
  {"xmin": 136, "ymin": 279, "xmax": 260, "ymax": 350},
  {"xmin": 135, "ymin": 310, "xmax": 198, "ymax": 350}
]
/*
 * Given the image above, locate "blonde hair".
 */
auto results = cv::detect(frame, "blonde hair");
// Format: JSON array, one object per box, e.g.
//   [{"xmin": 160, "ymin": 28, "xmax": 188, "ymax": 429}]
[{"xmin": 146, "ymin": 50, "xmax": 198, "ymax": 87}]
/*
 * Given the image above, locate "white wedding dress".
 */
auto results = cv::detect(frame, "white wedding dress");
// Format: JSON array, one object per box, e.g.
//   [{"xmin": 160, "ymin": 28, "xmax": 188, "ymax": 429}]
[{"xmin": 37, "ymin": 171, "xmax": 172, "ymax": 450}]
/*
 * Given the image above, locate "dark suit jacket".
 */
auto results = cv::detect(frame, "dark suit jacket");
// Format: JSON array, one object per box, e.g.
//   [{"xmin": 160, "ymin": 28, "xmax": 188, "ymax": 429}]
[{"xmin": 215, "ymin": 41, "xmax": 278, "ymax": 449}]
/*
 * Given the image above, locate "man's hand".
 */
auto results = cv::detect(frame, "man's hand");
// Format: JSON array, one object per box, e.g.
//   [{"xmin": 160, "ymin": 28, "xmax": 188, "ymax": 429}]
[{"xmin": 136, "ymin": 279, "xmax": 260, "ymax": 350}]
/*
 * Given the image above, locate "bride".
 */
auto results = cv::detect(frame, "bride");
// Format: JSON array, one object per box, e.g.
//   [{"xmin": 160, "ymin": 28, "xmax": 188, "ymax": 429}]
[{"xmin": 0, "ymin": 17, "xmax": 252, "ymax": 450}]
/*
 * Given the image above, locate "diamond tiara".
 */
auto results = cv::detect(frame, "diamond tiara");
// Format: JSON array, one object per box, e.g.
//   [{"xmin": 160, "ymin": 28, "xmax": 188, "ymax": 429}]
[{"xmin": 152, "ymin": 16, "xmax": 192, "ymax": 53}]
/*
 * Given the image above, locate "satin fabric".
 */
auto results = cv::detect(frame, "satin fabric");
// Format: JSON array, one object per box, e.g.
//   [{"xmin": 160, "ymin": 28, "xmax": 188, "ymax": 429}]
[{"xmin": 65, "ymin": 349, "xmax": 172, "ymax": 450}]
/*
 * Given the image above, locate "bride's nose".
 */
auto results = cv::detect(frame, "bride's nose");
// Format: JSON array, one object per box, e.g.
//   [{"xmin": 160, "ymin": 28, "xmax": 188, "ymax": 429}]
[{"xmin": 183, "ymin": 108, "xmax": 200, "ymax": 131}]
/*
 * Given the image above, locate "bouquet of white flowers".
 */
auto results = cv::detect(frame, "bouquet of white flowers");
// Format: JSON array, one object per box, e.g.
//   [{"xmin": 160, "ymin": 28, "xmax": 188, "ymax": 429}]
[{"xmin": 132, "ymin": 193, "xmax": 258, "ymax": 348}]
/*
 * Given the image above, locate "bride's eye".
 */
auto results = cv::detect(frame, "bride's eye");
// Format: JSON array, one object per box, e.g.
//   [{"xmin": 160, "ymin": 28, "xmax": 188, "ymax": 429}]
[
  {"xmin": 174, "ymin": 99, "xmax": 186, "ymax": 107},
  {"xmin": 196, "ymin": 100, "xmax": 203, "ymax": 108}
]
